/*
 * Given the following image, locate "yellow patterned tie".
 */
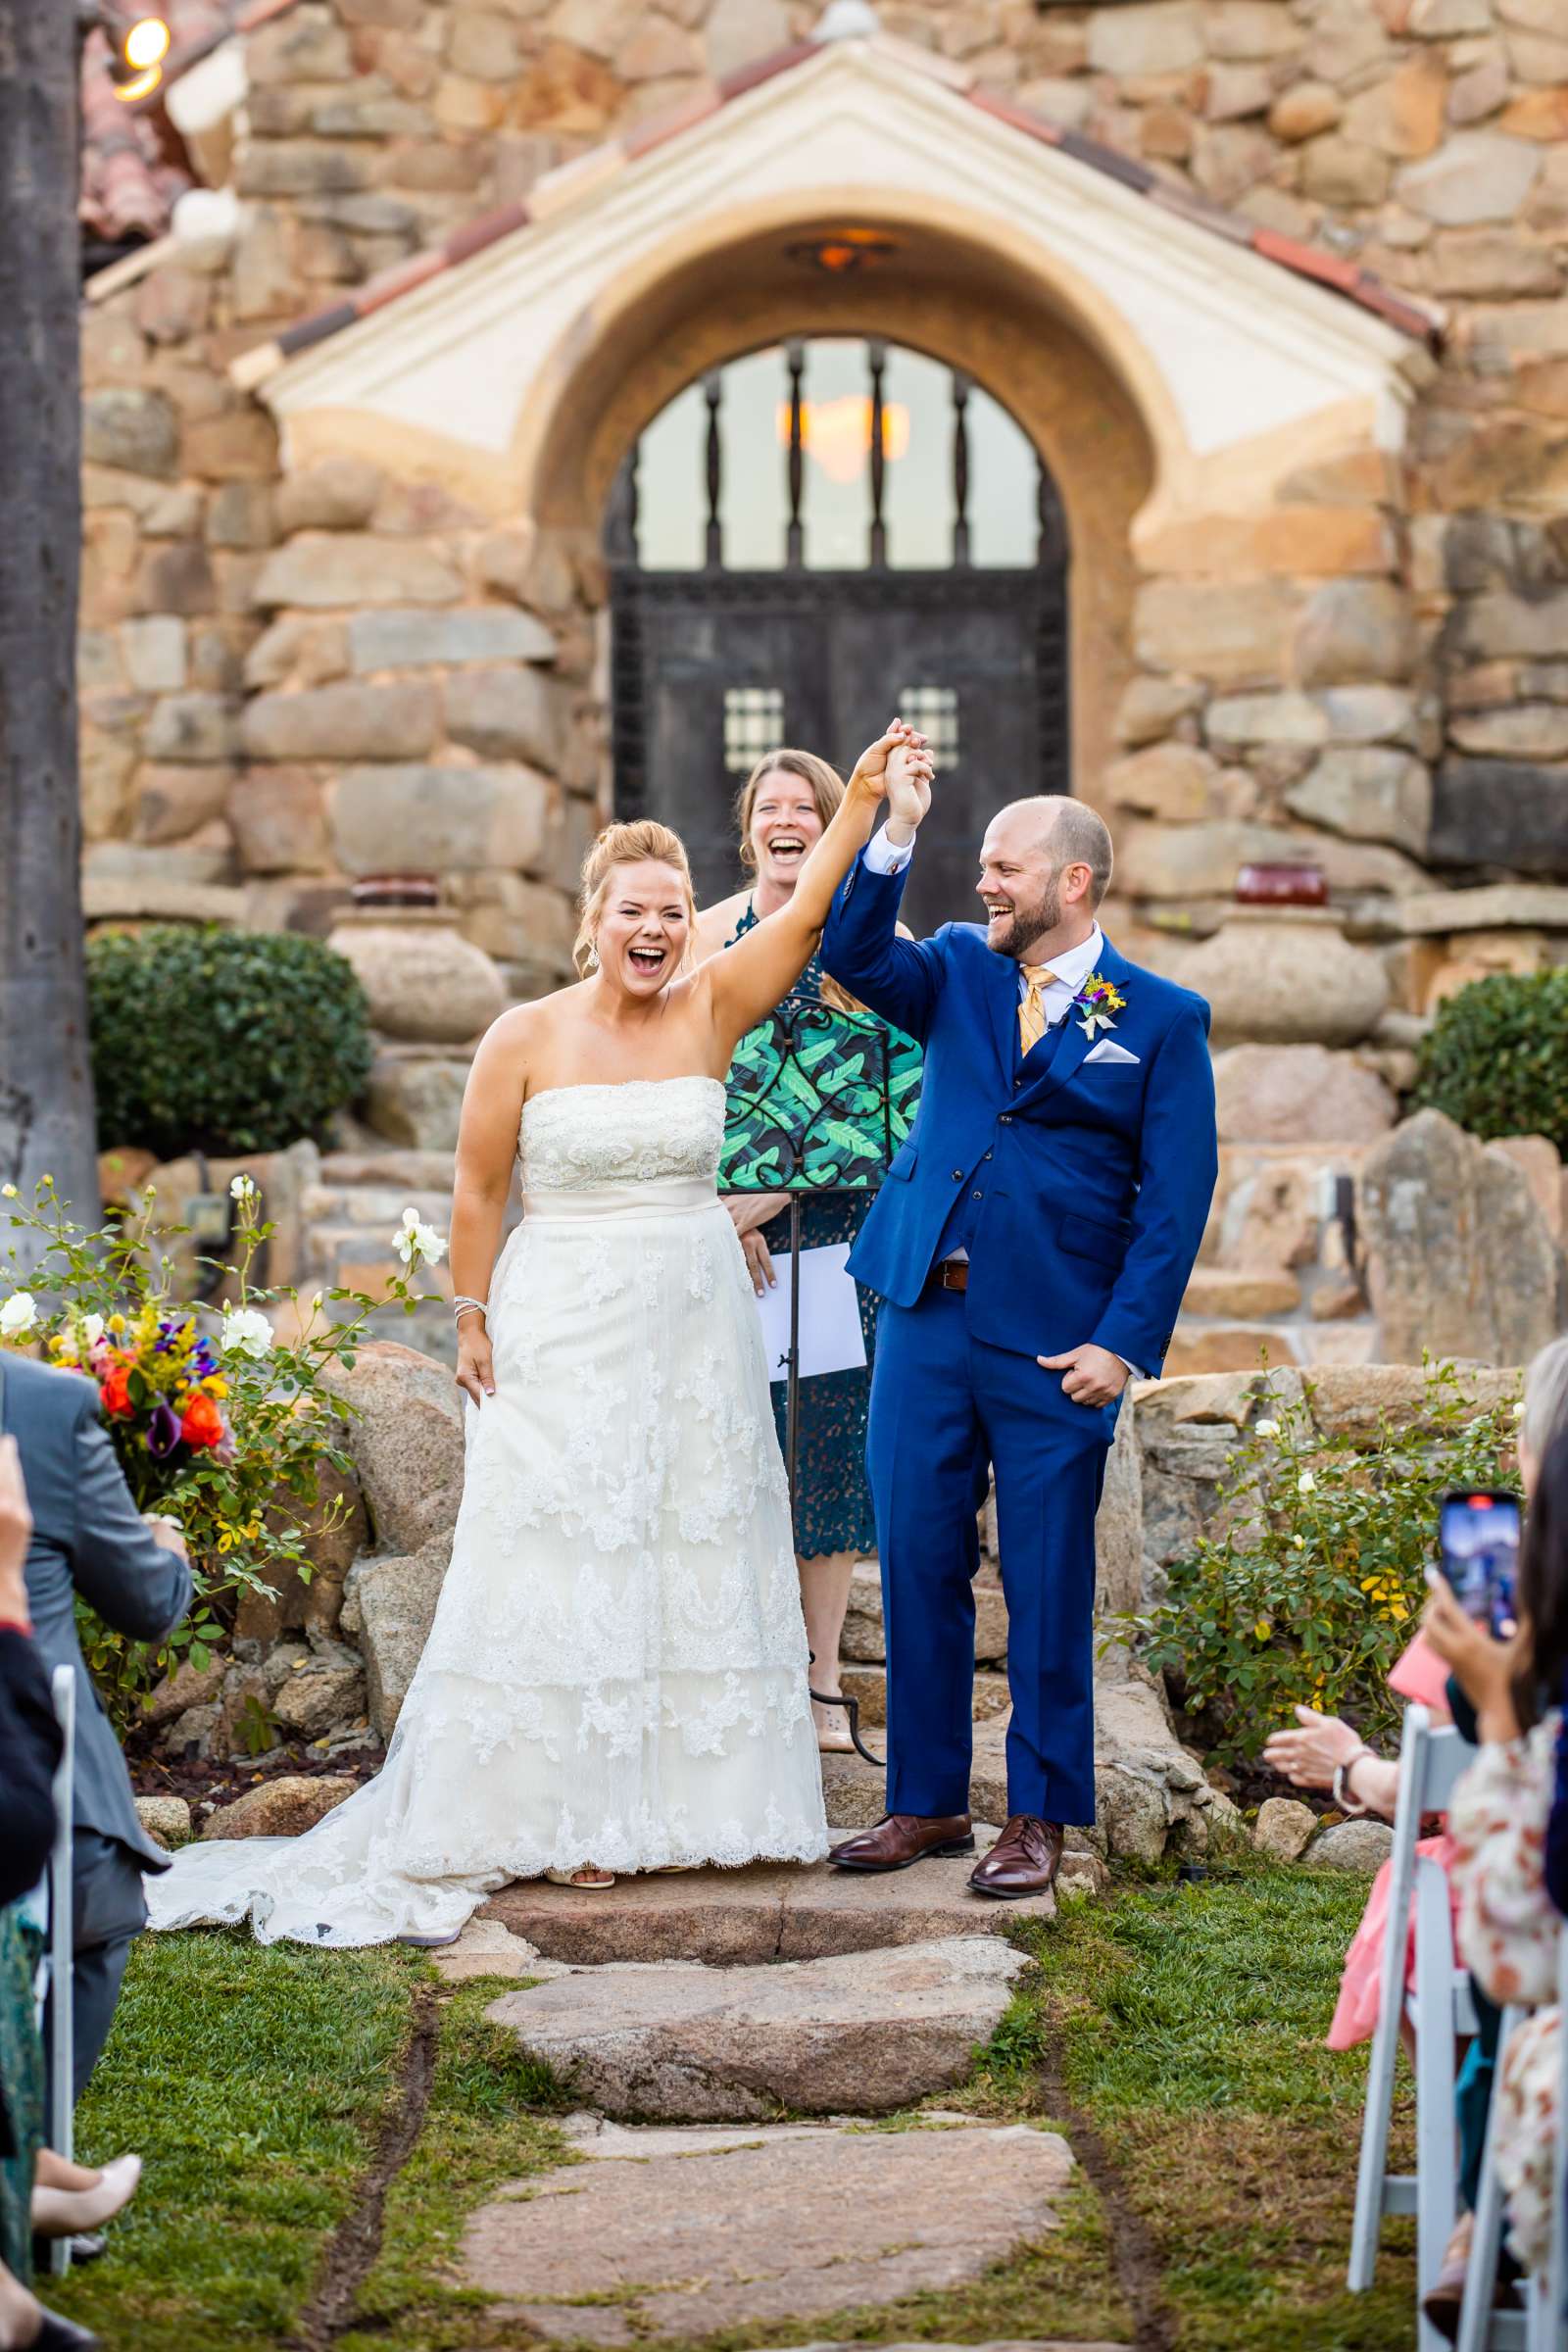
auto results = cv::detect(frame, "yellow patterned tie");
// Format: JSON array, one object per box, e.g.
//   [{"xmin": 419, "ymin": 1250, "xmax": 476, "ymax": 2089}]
[{"xmin": 1018, "ymin": 964, "xmax": 1059, "ymax": 1056}]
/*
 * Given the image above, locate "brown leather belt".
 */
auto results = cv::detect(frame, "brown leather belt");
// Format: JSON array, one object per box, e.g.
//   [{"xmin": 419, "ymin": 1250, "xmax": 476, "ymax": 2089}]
[{"xmin": 926, "ymin": 1258, "xmax": 968, "ymax": 1296}]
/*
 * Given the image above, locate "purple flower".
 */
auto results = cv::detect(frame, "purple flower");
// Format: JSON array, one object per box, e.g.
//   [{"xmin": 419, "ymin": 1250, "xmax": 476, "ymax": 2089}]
[{"xmin": 145, "ymin": 1400, "xmax": 183, "ymax": 1459}]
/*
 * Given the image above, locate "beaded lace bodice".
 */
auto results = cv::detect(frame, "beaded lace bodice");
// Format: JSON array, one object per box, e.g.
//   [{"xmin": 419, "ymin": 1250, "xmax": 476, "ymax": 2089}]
[{"xmin": 518, "ymin": 1077, "xmax": 725, "ymax": 1193}]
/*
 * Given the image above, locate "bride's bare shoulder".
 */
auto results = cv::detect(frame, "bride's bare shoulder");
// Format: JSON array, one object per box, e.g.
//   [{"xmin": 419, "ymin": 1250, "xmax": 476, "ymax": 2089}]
[{"xmin": 475, "ymin": 987, "xmax": 577, "ymax": 1071}]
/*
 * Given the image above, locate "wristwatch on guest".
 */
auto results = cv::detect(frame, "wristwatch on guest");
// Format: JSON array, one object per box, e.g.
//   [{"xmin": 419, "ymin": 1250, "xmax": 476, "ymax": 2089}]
[{"xmin": 1333, "ymin": 1745, "xmax": 1379, "ymax": 1817}]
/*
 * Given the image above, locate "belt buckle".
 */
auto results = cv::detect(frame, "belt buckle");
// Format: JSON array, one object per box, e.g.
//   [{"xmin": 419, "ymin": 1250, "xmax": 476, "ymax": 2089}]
[{"xmin": 940, "ymin": 1259, "xmax": 965, "ymax": 1292}]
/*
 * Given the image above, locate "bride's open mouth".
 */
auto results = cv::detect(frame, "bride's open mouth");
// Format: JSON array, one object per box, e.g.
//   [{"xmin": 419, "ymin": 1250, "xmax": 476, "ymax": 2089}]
[{"xmin": 627, "ymin": 944, "xmax": 668, "ymax": 975}]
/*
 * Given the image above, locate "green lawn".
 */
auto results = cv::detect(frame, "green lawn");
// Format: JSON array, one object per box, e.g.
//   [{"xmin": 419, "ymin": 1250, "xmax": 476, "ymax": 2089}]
[{"xmin": 49, "ymin": 1872, "xmax": 1416, "ymax": 2352}]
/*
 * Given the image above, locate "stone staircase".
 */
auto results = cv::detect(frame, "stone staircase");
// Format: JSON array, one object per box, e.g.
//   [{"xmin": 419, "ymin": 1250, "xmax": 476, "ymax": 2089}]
[{"xmin": 428, "ymin": 1534, "xmax": 1178, "ymax": 2344}]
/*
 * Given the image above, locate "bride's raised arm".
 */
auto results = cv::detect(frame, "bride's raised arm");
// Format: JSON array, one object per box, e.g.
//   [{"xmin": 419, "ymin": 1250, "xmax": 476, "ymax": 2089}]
[{"xmin": 700, "ymin": 725, "xmax": 933, "ymax": 1054}]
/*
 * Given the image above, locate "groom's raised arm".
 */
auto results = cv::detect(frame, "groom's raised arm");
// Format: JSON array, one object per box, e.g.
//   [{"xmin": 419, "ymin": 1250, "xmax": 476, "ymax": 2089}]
[
  {"xmin": 821, "ymin": 835, "xmax": 947, "ymax": 1045},
  {"xmin": 1090, "ymin": 996, "xmax": 1218, "ymax": 1378}
]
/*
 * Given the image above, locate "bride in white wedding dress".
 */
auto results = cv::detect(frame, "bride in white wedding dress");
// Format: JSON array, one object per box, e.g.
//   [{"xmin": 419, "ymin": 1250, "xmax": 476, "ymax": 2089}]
[{"xmin": 146, "ymin": 721, "xmax": 933, "ymax": 1946}]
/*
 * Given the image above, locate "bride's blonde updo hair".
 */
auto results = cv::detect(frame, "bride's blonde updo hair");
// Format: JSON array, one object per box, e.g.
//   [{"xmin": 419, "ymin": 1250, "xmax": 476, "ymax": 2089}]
[{"xmin": 573, "ymin": 819, "xmax": 698, "ymax": 978}]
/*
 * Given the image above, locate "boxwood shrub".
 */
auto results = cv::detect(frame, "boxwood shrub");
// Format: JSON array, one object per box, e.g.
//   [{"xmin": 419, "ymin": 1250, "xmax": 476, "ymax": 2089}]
[
  {"xmin": 87, "ymin": 925, "xmax": 373, "ymax": 1158},
  {"xmin": 1414, "ymin": 967, "xmax": 1568, "ymax": 1156}
]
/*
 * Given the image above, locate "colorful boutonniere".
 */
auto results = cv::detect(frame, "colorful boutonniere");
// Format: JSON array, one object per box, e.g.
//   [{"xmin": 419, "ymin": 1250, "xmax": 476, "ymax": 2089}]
[{"xmin": 1074, "ymin": 972, "xmax": 1127, "ymax": 1040}]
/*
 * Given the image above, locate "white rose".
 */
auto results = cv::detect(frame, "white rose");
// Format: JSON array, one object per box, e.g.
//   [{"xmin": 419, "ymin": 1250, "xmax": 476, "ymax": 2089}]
[
  {"xmin": 1253, "ymin": 1418, "xmax": 1279, "ymax": 1439},
  {"xmin": 221, "ymin": 1305, "xmax": 273, "ymax": 1360},
  {"xmin": 0, "ymin": 1291, "xmax": 38, "ymax": 1340},
  {"xmin": 229, "ymin": 1173, "xmax": 257, "ymax": 1202},
  {"xmin": 1298, "ymin": 1470, "xmax": 1315, "ymax": 1495},
  {"xmin": 78, "ymin": 1313, "xmax": 106, "ymax": 1350},
  {"xmin": 395, "ymin": 1206, "xmax": 447, "ymax": 1267}
]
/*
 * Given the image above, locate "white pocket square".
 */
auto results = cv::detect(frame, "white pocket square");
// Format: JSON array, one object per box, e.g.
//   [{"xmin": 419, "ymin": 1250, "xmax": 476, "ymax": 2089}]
[{"xmin": 1085, "ymin": 1039, "xmax": 1140, "ymax": 1065}]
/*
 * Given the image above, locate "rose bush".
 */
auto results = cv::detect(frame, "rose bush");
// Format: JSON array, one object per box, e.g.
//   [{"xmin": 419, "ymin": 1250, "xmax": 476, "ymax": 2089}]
[{"xmin": 1117, "ymin": 1359, "xmax": 1522, "ymax": 1770}]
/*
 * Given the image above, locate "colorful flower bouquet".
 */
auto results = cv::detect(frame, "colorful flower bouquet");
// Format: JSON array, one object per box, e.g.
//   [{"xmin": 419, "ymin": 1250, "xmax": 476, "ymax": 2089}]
[
  {"xmin": 49, "ymin": 1304, "xmax": 233, "ymax": 1500},
  {"xmin": 0, "ymin": 1171, "xmax": 446, "ymax": 1721}
]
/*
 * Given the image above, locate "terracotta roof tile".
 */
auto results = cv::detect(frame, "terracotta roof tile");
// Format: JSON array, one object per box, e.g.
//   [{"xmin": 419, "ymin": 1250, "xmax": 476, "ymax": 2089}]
[
  {"xmin": 82, "ymin": 0, "xmax": 302, "ymax": 244},
  {"xmin": 275, "ymin": 297, "xmax": 359, "ymax": 358},
  {"xmin": 715, "ymin": 40, "xmax": 820, "ymax": 103},
  {"xmin": 445, "ymin": 199, "xmax": 530, "ymax": 268},
  {"xmin": 1145, "ymin": 180, "xmax": 1256, "ymax": 244},
  {"xmin": 205, "ymin": 26, "xmax": 1444, "ymax": 392},
  {"xmin": 967, "ymin": 85, "xmax": 1065, "ymax": 144},
  {"xmin": 622, "ymin": 80, "xmax": 726, "ymax": 162}
]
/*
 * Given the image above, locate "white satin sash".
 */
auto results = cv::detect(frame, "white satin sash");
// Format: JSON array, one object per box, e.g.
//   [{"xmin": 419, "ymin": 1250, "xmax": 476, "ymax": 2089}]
[{"xmin": 520, "ymin": 1178, "xmax": 718, "ymax": 1223}]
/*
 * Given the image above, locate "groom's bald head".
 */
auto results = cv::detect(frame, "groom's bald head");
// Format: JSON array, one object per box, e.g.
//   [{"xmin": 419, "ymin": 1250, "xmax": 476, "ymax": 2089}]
[{"xmin": 984, "ymin": 797, "xmax": 1114, "ymax": 909}]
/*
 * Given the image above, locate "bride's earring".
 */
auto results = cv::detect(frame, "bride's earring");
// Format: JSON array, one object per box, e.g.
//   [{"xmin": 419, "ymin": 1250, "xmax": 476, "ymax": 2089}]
[{"xmin": 585, "ymin": 939, "xmax": 600, "ymax": 972}]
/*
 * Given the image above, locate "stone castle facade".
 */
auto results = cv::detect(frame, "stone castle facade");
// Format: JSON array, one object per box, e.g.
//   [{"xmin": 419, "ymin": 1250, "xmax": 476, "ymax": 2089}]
[{"xmin": 76, "ymin": 0, "xmax": 1568, "ymax": 1366}]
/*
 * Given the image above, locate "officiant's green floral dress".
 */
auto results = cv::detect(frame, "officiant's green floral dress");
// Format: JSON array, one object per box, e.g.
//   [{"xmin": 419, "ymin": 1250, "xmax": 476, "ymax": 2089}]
[{"xmin": 720, "ymin": 906, "xmax": 922, "ymax": 1557}]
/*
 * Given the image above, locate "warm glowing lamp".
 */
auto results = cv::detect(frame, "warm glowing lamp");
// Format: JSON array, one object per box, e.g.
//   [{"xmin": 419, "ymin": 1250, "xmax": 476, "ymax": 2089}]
[
  {"xmin": 124, "ymin": 16, "xmax": 172, "ymax": 68},
  {"xmin": 775, "ymin": 396, "xmax": 911, "ymax": 485},
  {"xmin": 111, "ymin": 16, "xmax": 172, "ymax": 99}
]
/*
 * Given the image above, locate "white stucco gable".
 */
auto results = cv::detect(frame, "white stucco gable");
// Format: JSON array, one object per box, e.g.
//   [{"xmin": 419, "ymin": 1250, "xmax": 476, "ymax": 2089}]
[{"xmin": 241, "ymin": 31, "xmax": 1437, "ymax": 507}]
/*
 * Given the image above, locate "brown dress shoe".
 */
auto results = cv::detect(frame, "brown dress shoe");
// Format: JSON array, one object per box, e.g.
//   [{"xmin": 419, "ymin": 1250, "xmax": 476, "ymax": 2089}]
[
  {"xmin": 828, "ymin": 1813, "xmax": 974, "ymax": 1873},
  {"xmin": 969, "ymin": 1815, "xmax": 1064, "ymax": 1899}
]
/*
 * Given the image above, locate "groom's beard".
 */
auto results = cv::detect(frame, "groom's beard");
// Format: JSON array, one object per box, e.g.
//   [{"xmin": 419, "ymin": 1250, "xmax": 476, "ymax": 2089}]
[{"xmin": 984, "ymin": 873, "xmax": 1061, "ymax": 961}]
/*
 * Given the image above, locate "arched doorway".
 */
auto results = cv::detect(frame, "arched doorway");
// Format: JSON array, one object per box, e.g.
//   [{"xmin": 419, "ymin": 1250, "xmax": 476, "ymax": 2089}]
[{"xmin": 606, "ymin": 335, "xmax": 1069, "ymax": 932}]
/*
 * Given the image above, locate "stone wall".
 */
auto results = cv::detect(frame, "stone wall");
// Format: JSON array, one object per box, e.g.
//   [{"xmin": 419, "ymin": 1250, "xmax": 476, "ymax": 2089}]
[{"xmin": 78, "ymin": 0, "xmax": 1568, "ymax": 1071}]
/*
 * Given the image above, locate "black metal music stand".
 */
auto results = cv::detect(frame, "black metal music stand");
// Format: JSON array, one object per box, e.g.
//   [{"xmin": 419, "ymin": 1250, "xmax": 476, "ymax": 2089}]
[{"xmin": 724, "ymin": 986, "xmax": 900, "ymax": 1767}]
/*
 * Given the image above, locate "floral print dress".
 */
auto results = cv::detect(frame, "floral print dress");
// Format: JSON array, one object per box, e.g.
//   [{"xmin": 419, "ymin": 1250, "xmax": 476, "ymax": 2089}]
[
  {"xmin": 1448, "ymin": 1711, "xmax": 1564, "ymax": 2273},
  {"xmin": 719, "ymin": 905, "xmax": 922, "ymax": 1559}
]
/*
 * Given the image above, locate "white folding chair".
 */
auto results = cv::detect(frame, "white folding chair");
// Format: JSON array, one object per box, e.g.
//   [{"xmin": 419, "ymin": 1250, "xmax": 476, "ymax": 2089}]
[
  {"xmin": 46, "ymin": 1664, "xmax": 75, "ymax": 2280},
  {"xmin": 1348, "ymin": 1704, "xmax": 1479, "ymax": 2352},
  {"xmin": 1455, "ymin": 1930, "xmax": 1568, "ymax": 2352}
]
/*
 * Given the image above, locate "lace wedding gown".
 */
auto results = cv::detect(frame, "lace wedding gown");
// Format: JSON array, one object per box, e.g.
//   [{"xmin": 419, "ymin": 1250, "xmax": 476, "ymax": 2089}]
[{"xmin": 145, "ymin": 1077, "xmax": 828, "ymax": 1947}]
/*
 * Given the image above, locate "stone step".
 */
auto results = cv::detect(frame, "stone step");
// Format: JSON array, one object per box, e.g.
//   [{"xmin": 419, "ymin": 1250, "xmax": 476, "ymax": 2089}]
[
  {"xmin": 483, "ymin": 1935, "xmax": 1030, "ymax": 2122},
  {"xmin": 840, "ymin": 1663, "xmax": 1010, "ymax": 1730},
  {"xmin": 319, "ymin": 1149, "xmax": 455, "ymax": 1191},
  {"xmin": 302, "ymin": 1184, "xmax": 454, "ymax": 1228},
  {"xmin": 842, "ymin": 1561, "xmax": 1009, "ymax": 1666},
  {"xmin": 481, "ymin": 1846, "xmax": 1054, "ymax": 1966},
  {"xmin": 461, "ymin": 2106, "xmax": 1078, "ymax": 2341}
]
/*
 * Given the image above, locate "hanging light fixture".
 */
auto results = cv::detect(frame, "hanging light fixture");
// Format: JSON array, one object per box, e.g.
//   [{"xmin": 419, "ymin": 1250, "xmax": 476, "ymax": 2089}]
[
  {"xmin": 784, "ymin": 227, "xmax": 900, "ymax": 275},
  {"xmin": 110, "ymin": 14, "xmax": 172, "ymax": 100}
]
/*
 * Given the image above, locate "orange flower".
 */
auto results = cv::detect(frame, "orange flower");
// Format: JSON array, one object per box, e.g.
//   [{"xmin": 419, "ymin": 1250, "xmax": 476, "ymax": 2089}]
[
  {"xmin": 179, "ymin": 1392, "xmax": 225, "ymax": 1451},
  {"xmin": 100, "ymin": 1359, "xmax": 134, "ymax": 1418}
]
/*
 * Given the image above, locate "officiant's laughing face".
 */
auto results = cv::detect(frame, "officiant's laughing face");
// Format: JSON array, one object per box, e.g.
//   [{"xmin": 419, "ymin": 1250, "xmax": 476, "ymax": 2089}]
[{"xmin": 597, "ymin": 859, "xmax": 693, "ymax": 997}]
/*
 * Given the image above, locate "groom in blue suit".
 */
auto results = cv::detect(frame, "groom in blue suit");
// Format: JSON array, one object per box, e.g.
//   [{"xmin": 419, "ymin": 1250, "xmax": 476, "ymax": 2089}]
[{"xmin": 821, "ymin": 748, "xmax": 1217, "ymax": 1896}]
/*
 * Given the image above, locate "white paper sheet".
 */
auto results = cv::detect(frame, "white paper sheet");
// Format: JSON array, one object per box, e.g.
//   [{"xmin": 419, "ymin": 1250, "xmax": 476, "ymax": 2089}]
[{"xmin": 753, "ymin": 1242, "xmax": 867, "ymax": 1383}]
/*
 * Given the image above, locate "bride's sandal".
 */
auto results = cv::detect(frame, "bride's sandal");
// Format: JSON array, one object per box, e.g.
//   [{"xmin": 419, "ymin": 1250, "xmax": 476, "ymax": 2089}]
[
  {"xmin": 546, "ymin": 1866, "xmax": 615, "ymax": 1889},
  {"xmin": 812, "ymin": 1695, "xmax": 857, "ymax": 1755}
]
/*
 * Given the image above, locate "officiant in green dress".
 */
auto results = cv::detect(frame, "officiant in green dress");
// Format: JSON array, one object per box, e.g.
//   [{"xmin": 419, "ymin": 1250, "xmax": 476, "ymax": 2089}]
[{"xmin": 694, "ymin": 749, "xmax": 922, "ymax": 1753}]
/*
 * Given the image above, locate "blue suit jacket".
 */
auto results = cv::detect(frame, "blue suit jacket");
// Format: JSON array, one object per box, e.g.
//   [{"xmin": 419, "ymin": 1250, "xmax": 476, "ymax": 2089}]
[
  {"xmin": 2, "ymin": 1353, "xmax": 192, "ymax": 1873},
  {"xmin": 821, "ymin": 854, "xmax": 1218, "ymax": 1377}
]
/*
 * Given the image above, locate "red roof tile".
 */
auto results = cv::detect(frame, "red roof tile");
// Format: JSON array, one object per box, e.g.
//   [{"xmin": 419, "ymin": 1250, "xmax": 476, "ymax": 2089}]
[
  {"xmin": 82, "ymin": 0, "xmax": 301, "ymax": 245},
  {"xmin": 93, "ymin": 18, "xmax": 1442, "ymax": 378}
]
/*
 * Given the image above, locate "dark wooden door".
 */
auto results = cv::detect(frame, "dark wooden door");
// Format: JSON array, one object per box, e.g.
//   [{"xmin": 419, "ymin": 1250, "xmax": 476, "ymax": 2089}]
[
  {"xmin": 607, "ymin": 338, "xmax": 1070, "ymax": 934},
  {"xmin": 612, "ymin": 566, "xmax": 1067, "ymax": 933}
]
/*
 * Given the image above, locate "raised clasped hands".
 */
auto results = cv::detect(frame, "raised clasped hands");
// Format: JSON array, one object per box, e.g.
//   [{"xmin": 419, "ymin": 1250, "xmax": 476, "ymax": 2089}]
[{"xmin": 853, "ymin": 717, "xmax": 934, "ymax": 844}]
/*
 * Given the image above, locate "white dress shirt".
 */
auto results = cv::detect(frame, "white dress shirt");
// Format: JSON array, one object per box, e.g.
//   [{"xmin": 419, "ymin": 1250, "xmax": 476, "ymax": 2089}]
[{"xmin": 859, "ymin": 825, "xmax": 1139, "ymax": 1379}]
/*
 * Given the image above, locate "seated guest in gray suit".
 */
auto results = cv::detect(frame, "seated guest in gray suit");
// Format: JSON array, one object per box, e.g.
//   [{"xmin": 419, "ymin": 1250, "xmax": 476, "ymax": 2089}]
[{"xmin": 1, "ymin": 1355, "xmax": 192, "ymax": 2098}]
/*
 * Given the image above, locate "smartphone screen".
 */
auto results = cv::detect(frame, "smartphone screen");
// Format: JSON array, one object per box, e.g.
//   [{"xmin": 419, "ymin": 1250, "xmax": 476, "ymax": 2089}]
[{"xmin": 1439, "ymin": 1490, "xmax": 1522, "ymax": 1639}]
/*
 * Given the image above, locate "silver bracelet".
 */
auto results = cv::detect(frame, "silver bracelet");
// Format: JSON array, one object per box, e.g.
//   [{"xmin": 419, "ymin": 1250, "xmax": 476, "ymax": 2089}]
[
  {"xmin": 452, "ymin": 1295, "xmax": 487, "ymax": 1323},
  {"xmin": 1332, "ymin": 1747, "xmax": 1378, "ymax": 1818}
]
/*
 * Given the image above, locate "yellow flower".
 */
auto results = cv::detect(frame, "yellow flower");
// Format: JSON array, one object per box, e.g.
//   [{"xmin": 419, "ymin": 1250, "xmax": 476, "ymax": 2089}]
[
  {"xmin": 1389, "ymin": 1601, "xmax": 1409, "ymax": 1623},
  {"xmin": 204, "ymin": 1375, "xmax": 228, "ymax": 1398},
  {"xmin": 108, "ymin": 1313, "xmax": 126, "ymax": 1336},
  {"xmin": 1253, "ymin": 1616, "xmax": 1271, "ymax": 1642}
]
